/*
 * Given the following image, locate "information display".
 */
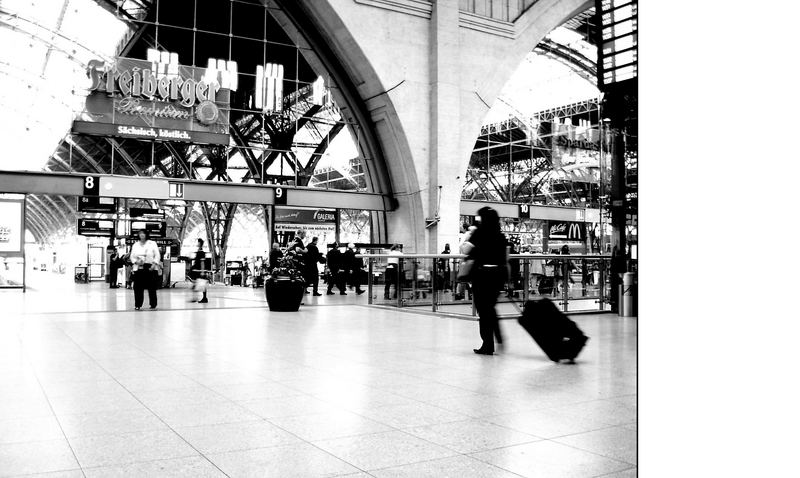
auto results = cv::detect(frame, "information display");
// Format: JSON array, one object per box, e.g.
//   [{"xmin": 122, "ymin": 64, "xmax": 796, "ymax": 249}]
[
  {"xmin": 125, "ymin": 237, "xmax": 179, "ymax": 256},
  {"xmin": 0, "ymin": 199, "xmax": 24, "ymax": 253},
  {"xmin": 77, "ymin": 196, "xmax": 117, "ymax": 213},
  {"xmin": 77, "ymin": 219, "xmax": 116, "ymax": 237},
  {"xmin": 130, "ymin": 220, "xmax": 166, "ymax": 238},
  {"xmin": 130, "ymin": 207, "xmax": 165, "ymax": 219}
]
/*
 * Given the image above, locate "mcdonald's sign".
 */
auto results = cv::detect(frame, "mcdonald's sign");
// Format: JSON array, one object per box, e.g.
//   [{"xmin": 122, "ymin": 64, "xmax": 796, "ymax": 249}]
[{"xmin": 548, "ymin": 221, "xmax": 585, "ymax": 241}]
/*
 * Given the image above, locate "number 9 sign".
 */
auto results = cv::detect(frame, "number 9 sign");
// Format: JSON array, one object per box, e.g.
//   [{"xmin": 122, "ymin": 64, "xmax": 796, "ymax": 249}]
[{"xmin": 274, "ymin": 186, "xmax": 287, "ymax": 205}]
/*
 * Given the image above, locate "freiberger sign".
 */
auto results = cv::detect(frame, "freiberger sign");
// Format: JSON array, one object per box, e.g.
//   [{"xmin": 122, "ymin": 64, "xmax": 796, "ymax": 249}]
[{"xmin": 73, "ymin": 51, "xmax": 237, "ymax": 145}]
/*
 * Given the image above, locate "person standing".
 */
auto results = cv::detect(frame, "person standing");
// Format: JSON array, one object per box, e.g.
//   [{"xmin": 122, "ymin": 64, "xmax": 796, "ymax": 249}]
[
  {"xmin": 344, "ymin": 243, "xmax": 366, "ymax": 295},
  {"xmin": 108, "ymin": 248, "xmax": 121, "ymax": 289},
  {"xmin": 130, "ymin": 230, "xmax": 161, "ymax": 310},
  {"xmin": 437, "ymin": 244, "xmax": 451, "ymax": 293},
  {"xmin": 506, "ymin": 239, "xmax": 520, "ymax": 298},
  {"xmin": 456, "ymin": 227, "xmax": 477, "ymax": 301},
  {"xmin": 463, "ymin": 207, "xmax": 508, "ymax": 355},
  {"xmin": 326, "ymin": 243, "xmax": 346, "ymax": 295},
  {"xmin": 305, "ymin": 237, "xmax": 323, "ymax": 296},
  {"xmin": 268, "ymin": 243, "xmax": 283, "ymax": 272},
  {"xmin": 190, "ymin": 238, "xmax": 208, "ymax": 303},
  {"xmin": 384, "ymin": 244, "xmax": 402, "ymax": 300}
]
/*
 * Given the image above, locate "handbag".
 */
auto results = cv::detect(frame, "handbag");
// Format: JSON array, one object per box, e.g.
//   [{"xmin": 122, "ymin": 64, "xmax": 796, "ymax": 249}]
[{"xmin": 456, "ymin": 259, "xmax": 475, "ymax": 283}]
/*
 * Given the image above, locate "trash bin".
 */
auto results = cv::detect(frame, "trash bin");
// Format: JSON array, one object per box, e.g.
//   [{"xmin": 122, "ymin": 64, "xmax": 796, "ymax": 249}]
[{"xmin": 621, "ymin": 272, "xmax": 636, "ymax": 317}]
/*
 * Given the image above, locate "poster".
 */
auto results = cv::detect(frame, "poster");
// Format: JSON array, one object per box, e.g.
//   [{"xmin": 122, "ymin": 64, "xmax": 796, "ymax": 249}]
[
  {"xmin": 273, "ymin": 207, "xmax": 337, "ymax": 248},
  {"xmin": 0, "ymin": 199, "xmax": 24, "ymax": 253}
]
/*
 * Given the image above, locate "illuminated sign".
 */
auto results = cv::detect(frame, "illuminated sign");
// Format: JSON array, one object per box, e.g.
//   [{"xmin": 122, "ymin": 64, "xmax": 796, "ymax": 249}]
[
  {"xmin": 255, "ymin": 63, "xmax": 284, "ymax": 113},
  {"xmin": 73, "ymin": 50, "xmax": 237, "ymax": 145},
  {"xmin": 548, "ymin": 221, "xmax": 585, "ymax": 241},
  {"xmin": 254, "ymin": 63, "xmax": 327, "ymax": 113}
]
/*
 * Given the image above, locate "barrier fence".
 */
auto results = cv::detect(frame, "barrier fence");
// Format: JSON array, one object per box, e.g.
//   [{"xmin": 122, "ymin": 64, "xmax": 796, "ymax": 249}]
[{"xmin": 358, "ymin": 254, "xmax": 621, "ymax": 317}]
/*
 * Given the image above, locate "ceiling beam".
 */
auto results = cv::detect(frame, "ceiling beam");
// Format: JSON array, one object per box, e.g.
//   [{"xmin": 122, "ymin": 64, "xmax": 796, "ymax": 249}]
[
  {"xmin": 64, "ymin": 137, "xmax": 105, "ymax": 174},
  {"xmin": 105, "ymin": 138, "xmax": 144, "ymax": 176}
]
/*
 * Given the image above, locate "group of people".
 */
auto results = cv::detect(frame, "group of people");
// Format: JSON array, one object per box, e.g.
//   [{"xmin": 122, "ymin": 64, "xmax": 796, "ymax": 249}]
[
  {"xmin": 117, "ymin": 206, "xmax": 562, "ymax": 357},
  {"xmin": 106, "ymin": 232, "xmax": 210, "ymax": 311},
  {"xmin": 269, "ymin": 235, "xmax": 366, "ymax": 297}
]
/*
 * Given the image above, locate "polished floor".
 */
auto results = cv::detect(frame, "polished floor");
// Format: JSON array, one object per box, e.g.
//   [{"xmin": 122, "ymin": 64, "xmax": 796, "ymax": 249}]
[{"xmin": 1, "ymin": 272, "xmax": 637, "ymax": 477}]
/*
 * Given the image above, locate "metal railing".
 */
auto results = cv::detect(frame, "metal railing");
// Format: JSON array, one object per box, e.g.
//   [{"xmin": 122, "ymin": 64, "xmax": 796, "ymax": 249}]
[{"xmin": 358, "ymin": 254, "xmax": 616, "ymax": 317}]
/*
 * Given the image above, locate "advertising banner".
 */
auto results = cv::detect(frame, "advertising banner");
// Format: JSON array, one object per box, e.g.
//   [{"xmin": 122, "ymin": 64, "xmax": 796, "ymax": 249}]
[
  {"xmin": 0, "ymin": 199, "xmax": 24, "ymax": 253},
  {"xmin": 550, "ymin": 123, "xmax": 605, "ymax": 181},
  {"xmin": 548, "ymin": 221, "xmax": 585, "ymax": 241},
  {"xmin": 274, "ymin": 207, "xmax": 337, "ymax": 224},
  {"xmin": 273, "ymin": 207, "xmax": 337, "ymax": 248},
  {"xmin": 73, "ymin": 55, "xmax": 236, "ymax": 145}
]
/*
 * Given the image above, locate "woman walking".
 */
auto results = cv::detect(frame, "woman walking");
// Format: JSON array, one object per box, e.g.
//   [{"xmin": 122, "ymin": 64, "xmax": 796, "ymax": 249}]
[
  {"xmin": 463, "ymin": 207, "xmax": 508, "ymax": 355},
  {"xmin": 130, "ymin": 230, "xmax": 161, "ymax": 310}
]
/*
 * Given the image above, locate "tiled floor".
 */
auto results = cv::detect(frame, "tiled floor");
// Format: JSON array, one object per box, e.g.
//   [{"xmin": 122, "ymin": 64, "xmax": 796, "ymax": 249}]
[{"xmin": 0, "ymin": 275, "xmax": 636, "ymax": 477}]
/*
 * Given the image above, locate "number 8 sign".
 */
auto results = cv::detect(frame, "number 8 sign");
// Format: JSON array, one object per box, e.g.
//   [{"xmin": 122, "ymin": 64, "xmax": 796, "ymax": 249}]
[{"xmin": 83, "ymin": 175, "xmax": 100, "ymax": 196}]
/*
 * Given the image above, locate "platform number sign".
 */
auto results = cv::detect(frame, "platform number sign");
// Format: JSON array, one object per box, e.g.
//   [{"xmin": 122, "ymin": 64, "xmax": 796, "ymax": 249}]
[
  {"xmin": 83, "ymin": 175, "xmax": 100, "ymax": 196},
  {"xmin": 518, "ymin": 204, "xmax": 530, "ymax": 219},
  {"xmin": 274, "ymin": 187, "xmax": 287, "ymax": 205}
]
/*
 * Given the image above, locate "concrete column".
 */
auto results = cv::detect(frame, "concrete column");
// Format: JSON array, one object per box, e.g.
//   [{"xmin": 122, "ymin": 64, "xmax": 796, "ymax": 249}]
[{"xmin": 429, "ymin": 0, "xmax": 463, "ymax": 253}]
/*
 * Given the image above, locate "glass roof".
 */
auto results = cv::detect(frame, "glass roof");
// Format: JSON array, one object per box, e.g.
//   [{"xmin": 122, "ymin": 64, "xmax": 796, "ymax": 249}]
[
  {"xmin": 0, "ymin": 0, "xmax": 128, "ymax": 171},
  {"xmin": 484, "ymin": 27, "xmax": 599, "ymax": 124}
]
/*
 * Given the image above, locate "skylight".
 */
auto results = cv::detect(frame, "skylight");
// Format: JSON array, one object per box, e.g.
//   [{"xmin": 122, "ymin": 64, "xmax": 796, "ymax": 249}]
[{"xmin": 0, "ymin": 0, "xmax": 128, "ymax": 171}]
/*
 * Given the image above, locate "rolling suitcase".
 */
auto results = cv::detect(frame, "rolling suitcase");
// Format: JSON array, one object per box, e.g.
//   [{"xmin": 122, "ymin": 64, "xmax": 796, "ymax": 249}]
[{"xmin": 518, "ymin": 298, "xmax": 588, "ymax": 363}]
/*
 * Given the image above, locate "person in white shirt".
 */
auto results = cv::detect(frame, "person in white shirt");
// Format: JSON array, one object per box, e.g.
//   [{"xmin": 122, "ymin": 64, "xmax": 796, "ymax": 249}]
[
  {"xmin": 384, "ymin": 244, "xmax": 402, "ymax": 300},
  {"xmin": 130, "ymin": 230, "xmax": 161, "ymax": 310}
]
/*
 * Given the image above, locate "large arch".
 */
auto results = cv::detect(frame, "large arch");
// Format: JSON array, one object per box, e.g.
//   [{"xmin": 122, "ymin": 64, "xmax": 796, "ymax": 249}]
[
  {"xmin": 285, "ymin": 0, "xmax": 591, "ymax": 251},
  {"xmin": 276, "ymin": 0, "xmax": 425, "ymax": 249}
]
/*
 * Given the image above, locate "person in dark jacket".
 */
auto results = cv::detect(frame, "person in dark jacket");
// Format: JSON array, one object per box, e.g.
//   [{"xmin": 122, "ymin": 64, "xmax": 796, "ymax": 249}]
[
  {"xmin": 463, "ymin": 207, "xmax": 508, "ymax": 355},
  {"xmin": 305, "ymin": 237, "xmax": 323, "ymax": 296},
  {"xmin": 326, "ymin": 243, "xmax": 346, "ymax": 295},
  {"xmin": 268, "ymin": 243, "xmax": 283, "ymax": 272},
  {"xmin": 506, "ymin": 239, "xmax": 520, "ymax": 298},
  {"xmin": 108, "ymin": 249, "xmax": 121, "ymax": 289},
  {"xmin": 191, "ymin": 238, "xmax": 208, "ymax": 303},
  {"xmin": 343, "ymin": 243, "xmax": 366, "ymax": 295},
  {"xmin": 437, "ymin": 244, "xmax": 451, "ymax": 292}
]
